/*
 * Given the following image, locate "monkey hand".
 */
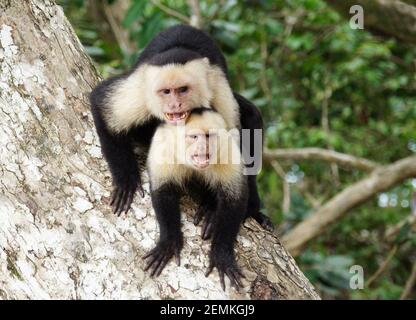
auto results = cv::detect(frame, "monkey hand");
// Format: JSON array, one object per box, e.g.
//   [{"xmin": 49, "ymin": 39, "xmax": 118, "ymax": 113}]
[
  {"xmin": 252, "ymin": 212, "xmax": 274, "ymax": 233},
  {"xmin": 193, "ymin": 206, "xmax": 215, "ymax": 240},
  {"xmin": 205, "ymin": 248, "xmax": 245, "ymax": 291},
  {"xmin": 143, "ymin": 235, "xmax": 183, "ymax": 277},
  {"xmin": 110, "ymin": 175, "xmax": 144, "ymax": 216}
]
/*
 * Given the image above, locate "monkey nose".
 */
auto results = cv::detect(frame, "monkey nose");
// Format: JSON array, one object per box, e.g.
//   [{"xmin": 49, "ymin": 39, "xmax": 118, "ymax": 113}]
[{"xmin": 172, "ymin": 103, "xmax": 182, "ymax": 111}]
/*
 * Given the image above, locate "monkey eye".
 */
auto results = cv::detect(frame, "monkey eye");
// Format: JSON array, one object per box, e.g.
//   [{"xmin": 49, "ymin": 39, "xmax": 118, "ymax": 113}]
[
  {"xmin": 178, "ymin": 86, "xmax": 188, "ymax": 93},
  {"xmin": 163, "ymin": 89, "xmax": 170, "ymax": 94}
]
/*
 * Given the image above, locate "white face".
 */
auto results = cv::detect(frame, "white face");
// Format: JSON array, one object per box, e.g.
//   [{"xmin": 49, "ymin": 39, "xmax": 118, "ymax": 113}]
[
  {"xmin": 145, "ymin": 59, "xmax": 212, "ymax": 124},
  {"xmin": 157, "ymin": 83, "xmax": 192, "ymax": 123},
  {"xmin": 185, "ymin": 129, "xmax": 217, "ymax": 169}
]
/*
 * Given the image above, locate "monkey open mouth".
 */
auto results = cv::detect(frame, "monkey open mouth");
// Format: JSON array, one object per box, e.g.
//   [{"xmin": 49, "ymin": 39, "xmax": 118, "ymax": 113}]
[
  {"xmin": 164, "ymin": 112, "xmax": 189, "ymax": 123},
  {"xmin": 191, "ymin": 154, "xmax": 210, "ymax": 169}
]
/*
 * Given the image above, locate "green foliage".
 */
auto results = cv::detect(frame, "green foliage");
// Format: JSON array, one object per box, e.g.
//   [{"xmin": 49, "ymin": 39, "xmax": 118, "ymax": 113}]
[{"xmin": 59, "ymin": 0, "xmax": 416, "ymax": 299}]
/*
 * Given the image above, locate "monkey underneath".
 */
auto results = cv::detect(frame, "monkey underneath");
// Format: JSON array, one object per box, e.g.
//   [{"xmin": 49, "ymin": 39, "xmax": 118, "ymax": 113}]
[{"xmin": 145, "ymin": 108, "xmax": 249, "ymax": 290}]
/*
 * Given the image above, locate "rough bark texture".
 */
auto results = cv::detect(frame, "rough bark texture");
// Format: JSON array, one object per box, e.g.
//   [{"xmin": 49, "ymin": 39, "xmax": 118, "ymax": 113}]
[
  {"xmin": 282, "ymin": 155, "xmax": 416, "ymax": 256},
  {"xmin": 325, "ymin": 0, "xmax": 416, "ymax": 44},
  {"xmin": 0, "ymin": 0, "xmax": 319, "ymax": 299}
]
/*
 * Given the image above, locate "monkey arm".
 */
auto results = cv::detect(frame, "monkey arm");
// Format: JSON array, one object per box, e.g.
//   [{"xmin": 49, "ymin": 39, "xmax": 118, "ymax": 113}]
[
  {"xmin": 233, "ymin": 92, "xmax": 274, "ymax": 231},
  {"xmin": 90, "ymin": 79, "xmax": 142, "ymax": 216},
  {"xmin": 144, "ymin": 182, "xmax": 184, "ymax": 276}
]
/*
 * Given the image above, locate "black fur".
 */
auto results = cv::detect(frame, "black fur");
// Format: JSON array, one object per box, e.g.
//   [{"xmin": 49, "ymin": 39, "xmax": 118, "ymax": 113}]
[
  {"xmin": 143, "ymin": 181, "xmax": 184, "ymax": 277},
  {"xmin": 134, "ymin": 24, "xmax": 227, "ymax": 74},
  {"xmin": 147, "ymin": 47, "xmax": 202, "ymax": 66},
  {"xmin": 89, "ymin": 25, "xmax": 273, "ymax": 284},
  {"xmin": 189, "ymin": 106, "xmax": 214, "ymax": 116},
  {"xmin": 145, "ymin": 108, "xmax": 262, "ymax": 290},
  {"xmin": 235, "ymin": 93, "xmax": 274, "ymax": 231},
  {"xmin": 147, "ymin": 173, "xmax": 247, "ymax": 290}
]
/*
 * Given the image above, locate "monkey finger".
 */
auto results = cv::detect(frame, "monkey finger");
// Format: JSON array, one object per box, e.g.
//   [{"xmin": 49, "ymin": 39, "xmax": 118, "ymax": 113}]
[
  {"xmin": 142, "ymin": 247, "xmax": 159, "ymax": 261},
  {"xmin": 113, "ymin": 189, "xmax": 124, "ymax": 214},
  {"xmin": 150, "ymin": 254, "xmax": 166, "ymax": 277},
  {"xmin": 112, "ymin": 190, "xmax": 125, "ymax": 216},
  {"xmin": 202, "ymin": 220, "xmax": 213, "ymax": 240},
  {"xmin": 117, "ymin": 191, "xmax": 129, "ymax": 216},
  {"xmin": 226, "ymin": 269, "xmax": 243, "ymax": 289},
  {"xmin": 109, "ymin": 190, "xmax": 117, "ymax": 206},
  {"xmin": 110, "ymin": 188, "xmax": 122, "ymax": 209},
  {"xmin": 144, "ymin": 254, "xmax": 160, "ymax": 272},
  {"xmin": 261, "ymin": 220, "xmax": 274, "ymax": 233},
  {"xmin": 175, "ymin": 248, "xmax": 181, "ymax": 266},
  {"xmin": 219, "ymin": 270, "xmax": 226, "ymax": 291},
  {"xmin": 122, "ymin": 191, "xmax": 134, "ymax": 214},
  {"xmin": 137, "ymin": 184, "xmax": 145, "ymax": 198},
  {"xmin": 155, "ymin": 254, "xmax": 172, "ymax": 277},
  {"xmin": 226, "ymin": 273, "xmax": 240, "ymax": 290},
  {"xmin": 237, "ymin": 269, "xmax": 246, "ymax": 279},
  {"xmin": 193, "ymin": 208, "xmax": 204, "ymax": 226},
  {"xmin": 205, "ymin": 264, "xmax": 214, "ymax": 277}
]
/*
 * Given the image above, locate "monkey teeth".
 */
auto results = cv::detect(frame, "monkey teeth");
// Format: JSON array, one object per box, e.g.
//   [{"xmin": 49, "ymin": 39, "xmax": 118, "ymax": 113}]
[
  {"xmin": 192, "ymin": 154, "xmax": 210, "ymax": 168},
  {"xmin": 164, "ymin": 112, "xmax": 189, "ymax": 122}
]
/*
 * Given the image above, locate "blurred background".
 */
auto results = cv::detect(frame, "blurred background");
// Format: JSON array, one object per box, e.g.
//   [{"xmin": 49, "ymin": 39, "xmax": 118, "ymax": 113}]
[{"xmin": 58, "ymin": 0, "xmax": 416, "ymax": 299}]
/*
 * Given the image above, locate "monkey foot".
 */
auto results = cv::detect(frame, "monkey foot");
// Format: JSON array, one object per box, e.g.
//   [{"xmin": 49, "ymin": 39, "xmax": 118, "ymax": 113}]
[
  {"xmin": 143, "ymin": 237, "xmax": 183, "ymax": 277},
  {"xmin": 252, "ymin": 212, "xmax": 274, "ymax": 232},
  {"xmin": 193, "ymin": 206, "xmax": 205, "ymax": 226},
  {"xmin": 205, "ymin": 251, "xmax": 245, "ymax": 291},
  {"xmin": 193, "ymin": 206, "xmax": 215, "ymax": 240},
  {"xmin": 110, "ymin": 181, "xmax": 144, "ymax": 216}
]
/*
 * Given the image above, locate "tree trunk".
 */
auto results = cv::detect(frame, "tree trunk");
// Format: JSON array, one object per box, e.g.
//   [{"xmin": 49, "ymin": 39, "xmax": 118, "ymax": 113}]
[{"xmin": 0, "ymin": 0, "xmax": 319, "ymax": 300}]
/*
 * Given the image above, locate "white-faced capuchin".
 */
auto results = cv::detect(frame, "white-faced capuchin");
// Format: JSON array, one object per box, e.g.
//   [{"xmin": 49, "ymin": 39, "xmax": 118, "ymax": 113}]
[
  {"xmin": 144, "ymin": 107, "xmax": 247, "ymax": 290},
  {"xmin": 89, "ymin": 25, "xmax": 272, "ymax": 228}
]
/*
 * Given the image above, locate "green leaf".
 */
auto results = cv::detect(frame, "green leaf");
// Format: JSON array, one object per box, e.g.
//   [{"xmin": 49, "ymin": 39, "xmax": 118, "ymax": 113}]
[{"xmin": 123, "ymin": 0, "xmax": 146, "ymax": 28}]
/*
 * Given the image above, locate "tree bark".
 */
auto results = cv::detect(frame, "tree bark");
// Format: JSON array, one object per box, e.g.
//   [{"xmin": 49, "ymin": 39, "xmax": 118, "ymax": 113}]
[
  {"xmin": 0, "ymin": 0, "xmax": 319, "ymax": 300},
  {"xmin": 325, "ymin": 0, "xmax": 416, "ymax": 44},
  {"xmin": 282, "ymin": 155, "xmax": 416, "ymax": 256}
]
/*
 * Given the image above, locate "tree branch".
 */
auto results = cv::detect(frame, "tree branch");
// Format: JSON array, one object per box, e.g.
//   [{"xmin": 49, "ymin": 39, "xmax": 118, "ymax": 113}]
[
  {"xmin": 151, "ymin": 0, "xmax": 190, "ymax": 24},
  {"xmin": 187, "ymin": 0, "xmax": 202, "ymax": 28},
  {"xmin": 366, "ymin": 245, "xmax": 398, "ymax": 287},
  {"xmin": 324, "ymin": 0, "xmax": 416, "ymax": 44},
  {"xmin": 400, "ymin": 262, "xmax": 416, "ymax": 299},
  {"xmin": 385, "ymin": 215, "xmax": 416, "ymax": 242},
  {"xmin": 87, "ymin": 0, "xmax": 136, "ymax": 57},
  {"xmin": 271, "ymin": 161, "xmax": 291, "ymax": 214},
  {"xmin": 264, "ymin": 148, "xmax": 379, "ymax": 172},
  {"xmin": 401, "ymin": 0, "xmax": 416, "ymax": 6},
  {"xmin": 282, "ymin": 155, "xmax": 416, "ymax": 256},
  {"xmin": 102, "ymin": 0, "xmax": 136, "ymax": 55}
]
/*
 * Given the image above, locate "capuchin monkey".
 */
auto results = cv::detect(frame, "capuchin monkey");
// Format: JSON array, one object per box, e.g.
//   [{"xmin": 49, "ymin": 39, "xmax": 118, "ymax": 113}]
[
  {"xmin": 89, "ymin": 24, "xmax": 272, "ymax": 231},
  {"xmin": 145, "ymin": 108, "xmax": 247, "ymax": 290}
]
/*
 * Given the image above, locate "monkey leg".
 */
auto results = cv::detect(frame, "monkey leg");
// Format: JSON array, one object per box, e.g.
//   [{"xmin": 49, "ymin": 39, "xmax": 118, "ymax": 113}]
[
  {"xmin": 143, "ymin": 183, "xmax": 183, "ymax": 276},
  {"xmin": 206, "ymin": 189, "xmax": 247, "ymax": 291},
  {"xmin": 246, "ymin": 175, "xmax": 274, "ymax": 232}
]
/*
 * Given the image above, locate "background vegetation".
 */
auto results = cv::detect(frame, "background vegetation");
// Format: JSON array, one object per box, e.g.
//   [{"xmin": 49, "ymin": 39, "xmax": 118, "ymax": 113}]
[{"xmin": 58, "ymin": 0, "xmax": 416, "ymax": 299}]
